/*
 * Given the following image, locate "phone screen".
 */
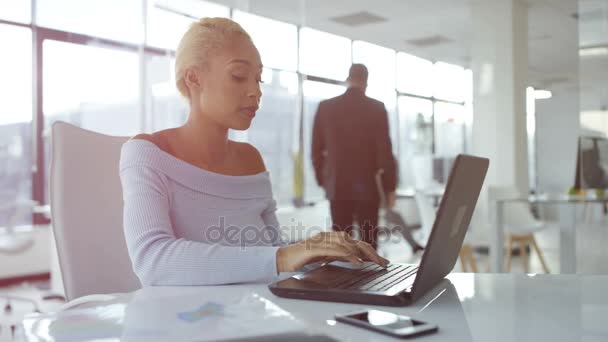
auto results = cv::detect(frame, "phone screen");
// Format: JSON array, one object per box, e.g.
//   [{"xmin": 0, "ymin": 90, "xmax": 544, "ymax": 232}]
[{"xmin": 345, "ymin": 310, "xmax": 425, "ymax": 331}]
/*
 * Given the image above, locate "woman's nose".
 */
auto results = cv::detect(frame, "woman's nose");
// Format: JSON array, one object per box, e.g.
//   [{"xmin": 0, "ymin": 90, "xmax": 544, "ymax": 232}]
[{"xmin": 248, "ymin": 83, "xmax": 262, "ymax": 101}]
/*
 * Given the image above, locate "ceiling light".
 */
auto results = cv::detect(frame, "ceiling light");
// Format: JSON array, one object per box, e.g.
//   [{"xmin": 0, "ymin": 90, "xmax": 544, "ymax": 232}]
[
  {"xmin": 579, "ymin": 46, "xmax": 608, "ymax": 57},
  {"xmin": 534, "ymin": 89, "xmax": 552, "ymax": 100},
  {"xmin": 330, "ymin": 11, "xmax": 387, "ymax": 27}
]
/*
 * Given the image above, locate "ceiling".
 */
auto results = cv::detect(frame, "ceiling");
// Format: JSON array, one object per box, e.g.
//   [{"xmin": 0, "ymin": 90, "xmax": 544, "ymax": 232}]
[{"xmin": 209, "ymin": 0, "xmax": 607, "ymax": 109}]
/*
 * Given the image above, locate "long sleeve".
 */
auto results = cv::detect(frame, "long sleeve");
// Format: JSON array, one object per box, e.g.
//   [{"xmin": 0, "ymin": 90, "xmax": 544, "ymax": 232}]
[
  {"xmin": 261, "ymin": 199, "xmax": 288, "ymax": 247},
  {"xmin": 120, "ymin": 165, "xmax": 280, "ymax": 286},
  {"xmin": 311, "ymin": 102, "xmax": 326, "ymax": 187},
  {"xmin": 262, "ymin": 201, "xmax": 325, "ymax": 273}
]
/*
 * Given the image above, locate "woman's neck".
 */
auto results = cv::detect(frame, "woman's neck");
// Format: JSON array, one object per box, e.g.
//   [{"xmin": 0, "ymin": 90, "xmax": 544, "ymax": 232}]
[{"xmin": 176, "ymin": 113, "xmax": 232, "ymax": 167}]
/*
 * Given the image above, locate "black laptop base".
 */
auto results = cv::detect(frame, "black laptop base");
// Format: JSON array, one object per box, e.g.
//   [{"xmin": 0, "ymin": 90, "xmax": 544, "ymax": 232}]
[
  {"xmin": 269, "ymin": 276, "xmax": 414, "ymax": 307},
  {"xmin": 268, "ymin": 261, "xmax": 421, "ymax": 306}
]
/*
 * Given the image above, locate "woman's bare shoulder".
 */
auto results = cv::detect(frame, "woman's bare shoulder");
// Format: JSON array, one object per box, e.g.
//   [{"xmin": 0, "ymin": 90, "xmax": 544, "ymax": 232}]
[
  {"xmin": 232, "ymin": 141, "xmax": 266, "ymax": 174},
  {"xmin": 131, "ymin": 129, "xmax": 175, "ymax": 153},
  {"xmin": 131, "ymin": 133, "xmax": 156, "ymax": 143}
]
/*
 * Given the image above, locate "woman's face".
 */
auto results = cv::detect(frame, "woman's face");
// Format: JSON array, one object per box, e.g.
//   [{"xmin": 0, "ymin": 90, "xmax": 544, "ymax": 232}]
[{"xmin": 195, "ymin": 35, "xmax": 263, "ymax": 131}]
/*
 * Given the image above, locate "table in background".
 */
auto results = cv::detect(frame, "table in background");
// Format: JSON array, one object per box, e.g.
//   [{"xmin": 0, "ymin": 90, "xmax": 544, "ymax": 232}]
[
  {"xmin": 493, "ymin": 194, "xmax": 608, "ymax": 274},
  {"xmin": 396, "ymin": 187, "xmax": 444, "ymax": 207}
]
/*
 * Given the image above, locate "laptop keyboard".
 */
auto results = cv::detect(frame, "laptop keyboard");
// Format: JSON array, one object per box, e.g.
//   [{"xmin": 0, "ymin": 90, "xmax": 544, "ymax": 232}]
[{"xmin": 334, "ymin": 264, "xmax": 418, "ymax": 292}]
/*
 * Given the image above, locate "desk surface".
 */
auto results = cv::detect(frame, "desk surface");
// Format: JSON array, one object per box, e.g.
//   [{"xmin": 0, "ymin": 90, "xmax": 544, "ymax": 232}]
[
  {"xmin": 497, "ymin": 193, "xmax": 608, "ymax": 204},
  {"xmin": 20, "ymin": 273, "xmax": 608, "ymax": 341}
]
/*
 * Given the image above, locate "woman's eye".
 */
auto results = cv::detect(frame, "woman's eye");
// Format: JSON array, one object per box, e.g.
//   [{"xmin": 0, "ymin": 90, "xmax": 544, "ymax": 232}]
[
  {"xmin": 232, "ymin": 75, "xmax": 246, "ymax": 82},
  {"xmin": 257, "ymin": 79, "xmax": 264, "ymax": 84}
]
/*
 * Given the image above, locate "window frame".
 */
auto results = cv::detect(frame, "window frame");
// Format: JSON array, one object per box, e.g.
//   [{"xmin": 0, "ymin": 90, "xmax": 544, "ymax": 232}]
[{"xmin": 0, "ymin": 2, "xmax": 477, "ymax": 222}]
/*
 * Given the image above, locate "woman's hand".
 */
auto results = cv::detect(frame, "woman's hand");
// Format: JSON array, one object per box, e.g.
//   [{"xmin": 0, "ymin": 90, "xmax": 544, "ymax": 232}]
[{"xmin": 276, "ymin": 231, "xmax": 389, "ymax": 272}]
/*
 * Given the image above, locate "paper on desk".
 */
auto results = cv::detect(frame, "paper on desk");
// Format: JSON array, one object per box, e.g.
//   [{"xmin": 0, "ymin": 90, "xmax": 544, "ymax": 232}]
[
  {"xmin": 122, "ymin": 291, "xmax": 308, "ymax": 341},
  {"xmin": 20, "ymin": 291, "xmax": 308, "ymax": 342}
]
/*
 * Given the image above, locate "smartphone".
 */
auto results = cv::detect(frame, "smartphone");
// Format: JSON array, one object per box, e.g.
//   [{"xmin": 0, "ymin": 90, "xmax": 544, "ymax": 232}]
[{"xmin": 335, "ymin": 309, "xmax": 438, "ymax": 338}]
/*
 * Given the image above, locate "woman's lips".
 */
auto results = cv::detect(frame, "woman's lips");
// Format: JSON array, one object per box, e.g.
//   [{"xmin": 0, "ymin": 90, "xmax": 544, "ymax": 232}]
[{"xmin": 241, "ymin": 107, "xmax": 258, "ymax": 118}]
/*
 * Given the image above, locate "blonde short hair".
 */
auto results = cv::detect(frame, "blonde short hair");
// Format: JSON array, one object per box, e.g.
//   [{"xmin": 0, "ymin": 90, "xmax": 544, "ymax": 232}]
[{"xmin": 175, "ymin": 17, "xmax": 252, "ymax": 99}]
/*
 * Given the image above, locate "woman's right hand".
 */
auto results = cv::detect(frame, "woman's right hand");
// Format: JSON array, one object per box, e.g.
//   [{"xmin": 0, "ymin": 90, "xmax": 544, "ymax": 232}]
[{"xmin": 276, "ymin": 231, "xmax": 389, "ymax": 273}]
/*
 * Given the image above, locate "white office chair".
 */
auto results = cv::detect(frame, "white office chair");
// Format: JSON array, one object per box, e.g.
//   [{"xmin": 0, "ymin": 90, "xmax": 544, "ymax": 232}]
[
  {"xmin": 0, "ymin": 199, "xmax": 42, "ymax": 315},
  {"xmin": 488, "ymin": 186, "xmax": 550, "ymax": 273},
  {"xmin": 50, "ymin": 121, "xmax": 140, "ymax": 301},
  {"xmin": 0, "ymin": 199, "xmax": 37, "ymax": 253},
  {"xmin": 414, "ymin": 191, "xmax": 478, "ymax": 272}
]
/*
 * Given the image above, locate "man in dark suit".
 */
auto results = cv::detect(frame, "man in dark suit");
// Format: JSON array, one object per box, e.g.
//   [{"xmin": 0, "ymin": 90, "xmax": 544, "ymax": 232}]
[{"xmin": 312, "ymin": 64, "xmax": 396, "ymax": 249}]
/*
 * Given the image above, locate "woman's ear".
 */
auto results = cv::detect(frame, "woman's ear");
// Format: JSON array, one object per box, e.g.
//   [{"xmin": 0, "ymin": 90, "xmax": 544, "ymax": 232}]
[{"xmin": 184, "ymin": 67, "xmax": 202, "ymax": 93}]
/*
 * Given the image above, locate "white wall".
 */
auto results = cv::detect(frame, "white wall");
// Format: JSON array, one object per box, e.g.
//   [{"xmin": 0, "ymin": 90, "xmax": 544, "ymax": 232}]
[{"xmin": 535, "ymin": 87, "xmax": 580, "ymax": 195}]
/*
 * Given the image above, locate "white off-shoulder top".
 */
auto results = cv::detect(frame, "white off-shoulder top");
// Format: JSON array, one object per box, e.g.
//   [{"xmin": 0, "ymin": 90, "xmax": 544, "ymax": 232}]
[{"xmin": 119, "ymin": 139, "xmax": 286, "ymax": 286}]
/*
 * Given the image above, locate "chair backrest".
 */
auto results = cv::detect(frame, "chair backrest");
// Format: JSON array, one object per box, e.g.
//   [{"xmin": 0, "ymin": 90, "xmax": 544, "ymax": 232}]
[
  {"xmin": 414, "ymin": 191, "xmax": 436, "ymax": 242},
  {"xmin": 51, "ymin": 121, "xmax": 140, "ymax": 300},
  {"xmin": 487, "ymin": 185, "xmax": 539, "ymax": 231}
]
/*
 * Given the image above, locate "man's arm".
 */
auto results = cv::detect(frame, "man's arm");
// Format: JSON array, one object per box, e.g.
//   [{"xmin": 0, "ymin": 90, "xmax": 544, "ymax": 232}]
[
  {"xmin": 378, "ymin": 106, "xmax": 397, "ymax": 195},
  {"xmin": 311, "ymin": 102, "xmax": 326, "ymax": 187}
]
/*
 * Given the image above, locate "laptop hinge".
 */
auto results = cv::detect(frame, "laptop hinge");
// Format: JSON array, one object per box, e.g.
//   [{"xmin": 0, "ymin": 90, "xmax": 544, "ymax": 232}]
[{"xmin": 390, "ymin": 279, "xmax": 415, "ymax": 296}]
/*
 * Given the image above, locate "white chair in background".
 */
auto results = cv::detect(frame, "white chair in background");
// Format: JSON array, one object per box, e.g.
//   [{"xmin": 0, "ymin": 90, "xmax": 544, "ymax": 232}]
[
  {"xmin": 488, "ymin": 186, "xmax": 550, "ymax": 273},
  {"xmin": 0, "ymin": 199, "xmax": 37, "ymax": 253},
  {"xmin": 414, "ymin": 191, "xmax": 478, "ymax": 272},
  {"xmin": 0, "ymin": 199, "xmax": 41, "ymax": 314},
  {"xmin": 51, "ymin": 121, "xmax": 140, "ymax": 301}
]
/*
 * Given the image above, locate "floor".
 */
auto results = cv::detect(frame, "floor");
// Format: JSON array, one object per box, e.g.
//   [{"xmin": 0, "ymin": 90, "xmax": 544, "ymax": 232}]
[
  {"xmin": 2, "ymin": 200, "xmax": 608, "ymax": 341},
  {"xmin": 0, "ymin": 280, "xmax": 64, "ymax": 341}
]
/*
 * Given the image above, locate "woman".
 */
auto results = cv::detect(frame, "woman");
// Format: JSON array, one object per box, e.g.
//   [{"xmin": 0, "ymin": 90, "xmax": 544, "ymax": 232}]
[{"xmin": 120, "ymin": 17, "xmax": 388, "ymax": 286}]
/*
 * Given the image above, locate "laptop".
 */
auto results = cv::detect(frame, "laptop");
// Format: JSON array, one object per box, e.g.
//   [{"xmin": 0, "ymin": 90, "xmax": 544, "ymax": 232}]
[{"xmin": 269, "ymin": 154, "xmax": 489, "ymax": 306}]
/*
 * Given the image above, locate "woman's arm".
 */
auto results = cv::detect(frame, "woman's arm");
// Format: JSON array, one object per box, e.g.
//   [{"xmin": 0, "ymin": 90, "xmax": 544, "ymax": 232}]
[
  {"xmin": 120, "ymin": 165, "xmax": 280, "ymax": 286},
  {"xmin": 261, "ymin": 199, "xmax": 289, "ymax": 247}
]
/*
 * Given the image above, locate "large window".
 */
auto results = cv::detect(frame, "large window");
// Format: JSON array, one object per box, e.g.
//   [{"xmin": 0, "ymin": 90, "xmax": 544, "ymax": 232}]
[
  {"xmin": 146, "ymin": 0, "xmax": 230, "ymax": 50},
  {"xmin": 434, "ymin": 102, "xmax": 467, "ymax": 186},
  {"xmin": 43, "ymin": 41, "xmax": 140, "ymax": 136},
  {"xmin": 432, "ymin": 62, "xmax": 468, "ymax": 103},
  {"xmin": 299, "ymin": 28, "xmax": 351, "ymax": 81},
  {"xmin": 233, "ymin": 11, "xmax": 298, "ymax": 72},
  {"xmin": 145, "ymin": 54, "xmax": 188, "ymax": 131},
  {"xmin": 36, "ymin": 0, "xmax": 144, "ymax": 44},
  {"xmin": 0, "ymin": 0, "xmax": 31, "ymax": 24},
  {"xmin": 231, "ymin": 12, "xmax": 299, "ymax": 204},
  {"xmin": 0, "ymin": 2, "xmax": 476, "ymax": 217},
  {"xmin": 353, "ymin": 41, "xmax": 396, "ymax": 88},
  {"xmin": 396, "ymin": 58, "xmax": 470, "ymax": 189},
  {"xmin": 396, "ymin": 52, "xmax": 434, "ymax": 97},
  {"xmin": 397, "ymin": 96, "xmax": 433, "ymax": 188},
  {"xmin": 397, "ymin": 98, "xmax": 467, "ymax": 189},
  {"xmin": 0, "ymin": 24, "xmax": 33, "ymax": 226},
  {"xmin": 248, "ymin": 69, "xmax": 299, "ymax": 205},
  {"xmin": 434, "ymin": 102, "xmax": 466, "ymax": 157},
  {"xmin": 0, "ymin": 25, "xmax": 33, "ymax": 126},
  {"xmin": 42, "ymin": 40, "xmax": 140, "ymax": 203},
  {"xmin": 353, "ymin": 41, "xmax": 398, "ymax": 150},
  {"xmin": 303, "ymin": 81, "xmax": 346, "ymax": 201}
]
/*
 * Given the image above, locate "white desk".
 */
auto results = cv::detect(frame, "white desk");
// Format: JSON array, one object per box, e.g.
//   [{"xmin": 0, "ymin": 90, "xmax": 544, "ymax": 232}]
[
  {"xmin": 19, "ymin": 273, "xmax": 608, "ymax": 341},
  {"xmin": 396, "ymin": 187, "xmax": 444, "ymax": 201},
  {"xmin": 493, "ymin": 194, "xmax": 608, "ymax": 274}
]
